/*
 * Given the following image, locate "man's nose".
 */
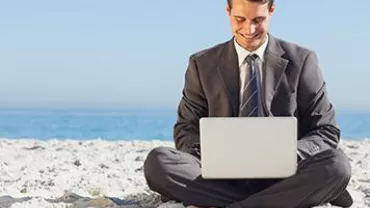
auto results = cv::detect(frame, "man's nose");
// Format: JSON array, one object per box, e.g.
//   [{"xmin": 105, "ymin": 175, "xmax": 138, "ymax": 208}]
[{"xmin": 243, "ymin": 22, "xmax": 256, "ymax": 35}]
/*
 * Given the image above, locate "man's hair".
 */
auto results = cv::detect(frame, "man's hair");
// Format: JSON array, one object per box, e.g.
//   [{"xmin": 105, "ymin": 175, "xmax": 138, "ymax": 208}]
[{"xmin": 227, "ymin": 0, "xmax": 274, "ymax": 10}]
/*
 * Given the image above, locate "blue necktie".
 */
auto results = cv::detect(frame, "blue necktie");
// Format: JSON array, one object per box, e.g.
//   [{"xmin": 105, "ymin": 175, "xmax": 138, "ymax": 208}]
[{"xmin": 239, "ymin": 54, "xmax": 260, "ymax": 117}]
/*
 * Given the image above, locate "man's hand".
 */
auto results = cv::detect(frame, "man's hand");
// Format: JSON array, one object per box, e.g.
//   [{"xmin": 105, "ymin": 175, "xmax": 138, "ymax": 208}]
[{"xmin": 190, "ymin": 143, "xmax": 201, "ymax": 159}]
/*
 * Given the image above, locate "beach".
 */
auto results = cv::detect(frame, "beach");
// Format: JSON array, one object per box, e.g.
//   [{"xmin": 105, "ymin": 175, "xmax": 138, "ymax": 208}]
[{"xmin": 0, "ymin": 139, "xmax": 369, "ymax": 208}]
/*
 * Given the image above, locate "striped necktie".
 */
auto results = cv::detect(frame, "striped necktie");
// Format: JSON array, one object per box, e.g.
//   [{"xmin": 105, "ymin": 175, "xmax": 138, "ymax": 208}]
[{"xmin": 239, "ymin": 54, "xmax": 260, "ymax": 117}]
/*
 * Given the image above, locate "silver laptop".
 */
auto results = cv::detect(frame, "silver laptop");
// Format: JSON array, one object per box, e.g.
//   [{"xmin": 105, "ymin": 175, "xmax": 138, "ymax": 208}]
[{"xmin": 199, "ymin": 117, "xmax": 297, "ymax": 179}]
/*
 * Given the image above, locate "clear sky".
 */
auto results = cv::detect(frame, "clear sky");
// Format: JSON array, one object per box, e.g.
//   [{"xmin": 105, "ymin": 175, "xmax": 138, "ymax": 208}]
[{"xmin": 0, "ymin": 1, "xmax": 369, "ymax": 111}]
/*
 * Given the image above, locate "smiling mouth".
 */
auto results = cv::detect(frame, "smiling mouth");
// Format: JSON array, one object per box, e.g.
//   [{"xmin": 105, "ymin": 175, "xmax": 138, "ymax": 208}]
[{"xmin": 240, "ymin": 33, "xmax": 259, "ymax": 40}]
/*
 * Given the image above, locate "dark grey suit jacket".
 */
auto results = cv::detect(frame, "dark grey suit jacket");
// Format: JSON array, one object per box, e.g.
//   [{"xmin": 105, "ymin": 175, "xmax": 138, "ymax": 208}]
[{"xmin": 174, "ymin": 34, "xmax": 340, "ymax": 160}]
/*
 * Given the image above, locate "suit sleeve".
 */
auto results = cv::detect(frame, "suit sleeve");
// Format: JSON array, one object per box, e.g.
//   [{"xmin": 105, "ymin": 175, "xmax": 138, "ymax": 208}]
[
  {"xmin": 296, "ymin": 51, "xmax": 340, "ymax": 160},
  {"xmin": 173, "ymin": 56, "xmax": 208, "ymax": 156}
]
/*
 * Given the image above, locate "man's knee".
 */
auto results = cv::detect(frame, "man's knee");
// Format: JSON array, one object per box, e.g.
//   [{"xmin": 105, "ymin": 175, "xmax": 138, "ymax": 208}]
[
  {"xmin": 144, "ymin": 147, "xmax": 170, "ymax": 173},
  {"xmin": 143, "ymin": 146, "xmax": 176, "ymax": 184},
  {"xmin": 326, "ymin": 149, "xmax": 351, "ymax": 183}
]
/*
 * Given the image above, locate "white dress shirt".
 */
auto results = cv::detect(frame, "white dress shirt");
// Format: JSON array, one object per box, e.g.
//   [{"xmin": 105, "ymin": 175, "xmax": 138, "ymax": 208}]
[{"xmin": 234, "ymin": 35, "xmax": 269, "ymax": 115}]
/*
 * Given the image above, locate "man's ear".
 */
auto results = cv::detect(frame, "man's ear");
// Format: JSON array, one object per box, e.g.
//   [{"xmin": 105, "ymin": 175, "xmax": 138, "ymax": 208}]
[
  {"xmin": 226, "ymin": 4, "xmax": 231, "ymax": 16},
  {"xmin": 269, "ymin": 4, "xmax": 275, "ymax": 15}
]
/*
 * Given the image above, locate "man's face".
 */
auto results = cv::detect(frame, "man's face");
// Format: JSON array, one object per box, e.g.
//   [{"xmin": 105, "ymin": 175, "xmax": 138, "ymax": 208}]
[{"xmin": 227, "ymin": 0, "xmax": 274, "ymax": 51}]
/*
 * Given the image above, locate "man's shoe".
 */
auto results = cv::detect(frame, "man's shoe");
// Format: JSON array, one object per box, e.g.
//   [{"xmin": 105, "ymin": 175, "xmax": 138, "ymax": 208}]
[
  {"xmin": 160, "ymin": 195, "xmax": 171, "ymax": 203},
  {"xmin": 329, "ymin": 190, "xmax": 353, "ymax": 207}
]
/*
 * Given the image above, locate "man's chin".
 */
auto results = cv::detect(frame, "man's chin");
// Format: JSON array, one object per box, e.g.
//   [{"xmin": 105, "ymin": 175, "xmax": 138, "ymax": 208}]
[
  {"xmin": 239, "ymin": 42, "xmax": 260, "ymax": 51},
  {"xmin": 240, "ymin": 38, "xmax": 266, "ymax": 50}
]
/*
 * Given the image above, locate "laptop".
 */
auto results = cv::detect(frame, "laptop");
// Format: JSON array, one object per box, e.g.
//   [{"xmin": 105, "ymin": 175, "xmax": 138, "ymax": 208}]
[{"xmin": 199, "ymin": 117, "xmax": 298, "ymax": 179}]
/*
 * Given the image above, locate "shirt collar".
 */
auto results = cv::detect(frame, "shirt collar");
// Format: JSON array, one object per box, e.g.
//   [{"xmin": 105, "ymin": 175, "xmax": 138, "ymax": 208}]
[{"xmin": 234, "ymin": 35, "xmax": 269, "ymax": 67}]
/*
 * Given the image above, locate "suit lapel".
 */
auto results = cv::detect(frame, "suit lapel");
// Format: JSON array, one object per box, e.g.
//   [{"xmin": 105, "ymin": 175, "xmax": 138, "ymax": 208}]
[
  {"xmin": 263, "ymin": 35, "xmax": 289, "ymax": 115},
  {"xmin": 216, "ymin": 39, "xmax": 240, "ymax": 116}
]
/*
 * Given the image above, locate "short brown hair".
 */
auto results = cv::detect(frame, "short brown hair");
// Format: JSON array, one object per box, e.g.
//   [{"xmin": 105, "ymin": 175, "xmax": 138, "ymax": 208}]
[{"xmin": 227, "ymin": 0, "xmax": 274, "ymax": 10}]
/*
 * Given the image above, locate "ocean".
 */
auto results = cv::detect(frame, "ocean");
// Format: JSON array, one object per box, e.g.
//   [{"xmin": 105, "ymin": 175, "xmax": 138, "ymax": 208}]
[{"xmin": 0, "ymin": 108, "xmax": 369, "ymax": 140}]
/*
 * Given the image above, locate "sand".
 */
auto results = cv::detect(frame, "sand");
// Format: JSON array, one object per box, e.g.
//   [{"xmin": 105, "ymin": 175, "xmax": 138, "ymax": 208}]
[{"xmin": 0, "ymin": 138, "xmax": 369, "ymax": 208}]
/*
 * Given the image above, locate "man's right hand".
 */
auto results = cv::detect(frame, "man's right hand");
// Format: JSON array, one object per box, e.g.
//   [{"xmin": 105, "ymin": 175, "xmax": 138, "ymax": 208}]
[{"xmin": 190, "ymin": 143, "xmax": 201, "ymax": 159}]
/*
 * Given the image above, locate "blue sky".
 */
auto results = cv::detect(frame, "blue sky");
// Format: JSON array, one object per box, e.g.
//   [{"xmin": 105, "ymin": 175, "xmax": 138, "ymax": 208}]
[{"xmin": 0, "ymin": 1, "xmax": 369, "ymax": 111}]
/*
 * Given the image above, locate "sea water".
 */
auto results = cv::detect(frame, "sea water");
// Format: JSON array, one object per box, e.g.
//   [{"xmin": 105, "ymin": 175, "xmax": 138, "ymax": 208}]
[{"xmin": 0, "ymin": 108, "xmax": 368, "ymax": 140}]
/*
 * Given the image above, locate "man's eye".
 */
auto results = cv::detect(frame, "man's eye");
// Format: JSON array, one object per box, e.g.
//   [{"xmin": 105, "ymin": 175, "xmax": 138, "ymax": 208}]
[
  {"xmin": 253, "ymin": 18, "xmax": 264, "ymax": 24},
  {"xmin": 235, "ymin": 17, "xmax": 244, "ymax": 22}
]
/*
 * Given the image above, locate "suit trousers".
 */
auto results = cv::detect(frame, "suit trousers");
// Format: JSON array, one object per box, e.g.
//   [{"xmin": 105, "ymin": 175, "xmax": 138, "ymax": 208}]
[{"xmin": 143, "ymin": 146, "xmax": 351, "ymax": 208}]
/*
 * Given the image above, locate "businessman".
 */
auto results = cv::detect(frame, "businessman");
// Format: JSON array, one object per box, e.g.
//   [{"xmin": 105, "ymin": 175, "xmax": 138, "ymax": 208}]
[{"xmin": 144, "ymin": 0, "xmax": 352, "ymax": 207}]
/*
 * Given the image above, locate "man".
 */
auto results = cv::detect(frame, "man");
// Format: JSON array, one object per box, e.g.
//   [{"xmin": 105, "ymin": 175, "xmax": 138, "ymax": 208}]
[{"xmin": 144, "ymin": 0, "xmax": 352, "ymax": 207}]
